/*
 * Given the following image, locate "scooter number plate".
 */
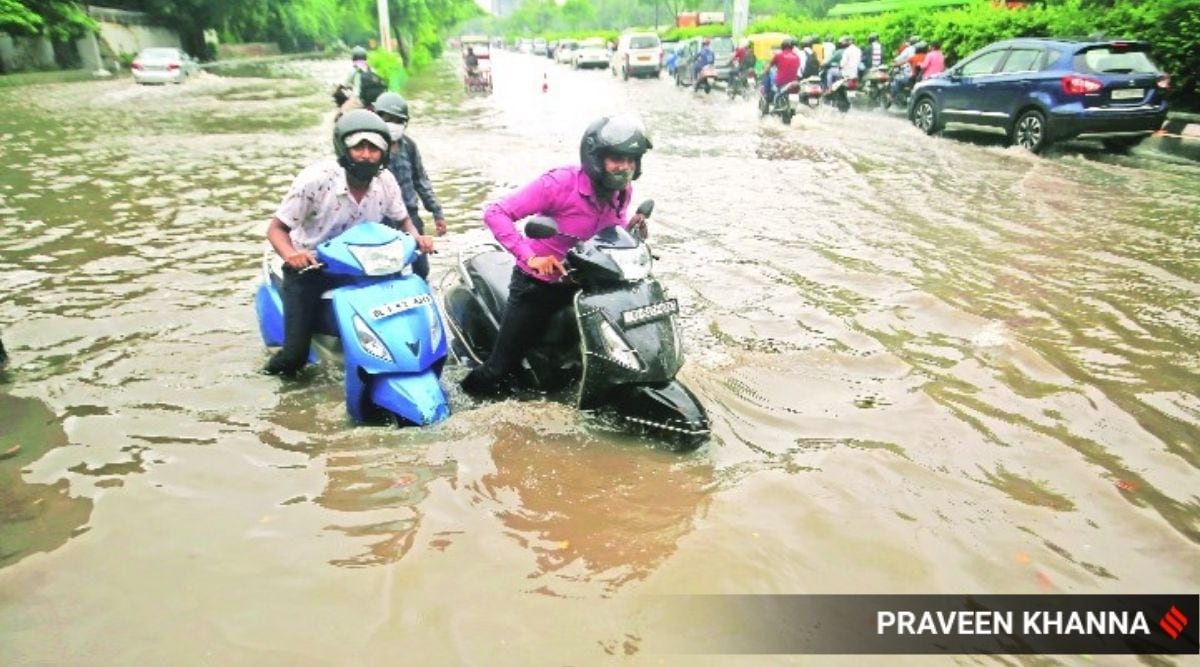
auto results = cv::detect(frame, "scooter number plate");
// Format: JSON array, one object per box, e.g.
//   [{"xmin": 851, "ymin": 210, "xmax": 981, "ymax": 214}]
[
  {"xmin": 370, "ymin": 293, "xmax": 433, "ymax": 320},
  {"xmin": 622, "ymin": 299, "xmax": 678, "ymax": 327}
]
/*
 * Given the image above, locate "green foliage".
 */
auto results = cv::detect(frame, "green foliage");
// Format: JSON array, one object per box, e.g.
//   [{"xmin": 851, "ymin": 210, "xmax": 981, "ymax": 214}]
[
  {"xmin": 1, "ymin": 0, "xmax": 95, "ymax": 40},
  {"xmin": 660, "ymin": 24, "xmax": 731, "ymax": 41},
  {"xmin": 369, "ymin": 49, "xmax": 408, "ymax": 90},
  {"xmin": 0, "ymin": 0, "xmax": 44, "ymax": 36}
]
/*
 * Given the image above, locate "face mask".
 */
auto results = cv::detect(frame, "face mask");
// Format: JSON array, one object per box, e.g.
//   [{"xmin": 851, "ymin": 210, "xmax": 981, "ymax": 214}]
[
  {"xmin": 601, "ymin": 169, "xmax": 634, "ymax": 190},
  {"xmin": 344, "ymin": 158, "xmax": 380, "ymax": 182},
  {"xmin": 386, "ymin": 122, "xmax": 405, "ymax": 141}
]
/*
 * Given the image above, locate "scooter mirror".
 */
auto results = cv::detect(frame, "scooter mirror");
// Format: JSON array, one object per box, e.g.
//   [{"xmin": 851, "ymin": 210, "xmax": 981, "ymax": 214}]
[
  {"xmin": 524, "ymin": 216, "xmax": 560, "ymax": 239},
  {"xmin": 635, "ymin": 200, "xmax": 654, "ymax": 218}
]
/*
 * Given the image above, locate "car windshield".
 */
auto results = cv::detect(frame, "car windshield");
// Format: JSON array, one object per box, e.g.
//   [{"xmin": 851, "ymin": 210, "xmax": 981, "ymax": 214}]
[
  {"xmin": 581, "ymin": 39, "xmax": 604, "ymax": 49},
  {"xmin": 141, "ymin": 48, "xmax": 180, "ymax": 59},
  {"xmin": 1076, "ymin": 45, "xmax": 1159, "ymax": 74},
  {"xmin": 711, "ymin": 37, "xmax": 734, "ymax": 56},
  {"xmin": 630, "ymin": 36, "xmax": 659, "ymax": 49}
]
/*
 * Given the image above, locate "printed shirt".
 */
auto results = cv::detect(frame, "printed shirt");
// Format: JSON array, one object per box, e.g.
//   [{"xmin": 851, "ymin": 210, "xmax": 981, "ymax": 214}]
[
  {"xmin": 274, "ymin": 160, "xmax": 408, "ymax": 251},
  {"xmin": 386, "ymin": 136, "xmax": 444, "ymax": 219},
  {"xmin": 483, "ymin": 166, "xmax": 630, "ymax": 283}
]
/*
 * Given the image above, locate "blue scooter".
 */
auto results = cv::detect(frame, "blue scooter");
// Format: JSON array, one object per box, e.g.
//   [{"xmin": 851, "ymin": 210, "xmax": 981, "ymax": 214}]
[{"xmin": 255, "ymin": 222, "xmax": 450, "ymax": 426}]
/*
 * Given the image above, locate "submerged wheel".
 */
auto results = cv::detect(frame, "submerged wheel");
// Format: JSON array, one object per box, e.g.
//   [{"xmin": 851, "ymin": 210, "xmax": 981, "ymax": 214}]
[
  {"xmin": 912, "ymin": 97, "xmax": 941, "ymax": 134},
  {"xmin": 1011, "ymin": 109, "xmax": 1047, "ymax": 152}
]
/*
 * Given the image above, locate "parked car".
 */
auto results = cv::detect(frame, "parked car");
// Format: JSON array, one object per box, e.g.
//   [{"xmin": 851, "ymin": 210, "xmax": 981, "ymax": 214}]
[
  {"xmin": 573, "ymin": 38, "xmax": 609, "ymax": 70},
  {"xmin": 908, "ymin": 38, "xmax": 1169, "ymax": 153},
  {"xmin": 611, "ymin": 32, "xmax": 662, "ymax": 80},
  {"xmin": 131, "ymin": 47, "xmax": 201, "ymax": 85},
  {"xmin": 674, "ymin": 36, "xmax": 734, "ymax": 89},
  {"xmin": 533, "ymin": 38, "xmax": 548, "ymax": 56},
  {"xmin": 555, "ymin": 39, "xmax": 579, "ymax": 64}
]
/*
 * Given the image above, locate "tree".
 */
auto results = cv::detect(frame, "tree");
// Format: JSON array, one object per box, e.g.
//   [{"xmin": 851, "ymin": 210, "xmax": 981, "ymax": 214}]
[{"xmin": 561, "ymin": 0, "xmax": 596, "ymax": 30}]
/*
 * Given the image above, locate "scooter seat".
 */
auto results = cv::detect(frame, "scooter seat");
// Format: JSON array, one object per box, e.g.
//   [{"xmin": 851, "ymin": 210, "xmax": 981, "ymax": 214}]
[{"xmin": 465, "ymin": 251, "xmax": 516, "ymax": 321}]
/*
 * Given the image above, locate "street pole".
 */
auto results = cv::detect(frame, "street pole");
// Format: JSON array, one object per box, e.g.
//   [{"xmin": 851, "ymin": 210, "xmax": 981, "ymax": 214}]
[
  {"xmin": 376, "ymin": 0, "xmax": 393, "ymax": 52},
  {"xmin": 733, "ymin": 0, "xmax": 749, "ymax": 43}
]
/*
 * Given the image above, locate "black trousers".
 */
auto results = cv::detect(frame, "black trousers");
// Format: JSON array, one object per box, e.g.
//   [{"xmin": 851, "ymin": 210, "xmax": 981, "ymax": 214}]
[
  {"xmin": 265, "ymin": 266, "xmax": 352, "ymax": 374},
  {"xmin": 406, "ymin": 209, "xmax": 430, "ymax": 280},
  {"xmin": 462, "ymin": 267, "xmax": 578, "ymax": 391}
]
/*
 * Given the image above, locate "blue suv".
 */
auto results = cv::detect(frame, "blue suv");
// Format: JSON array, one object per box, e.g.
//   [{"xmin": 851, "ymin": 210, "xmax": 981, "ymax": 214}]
[{"xmin": 908, "ymin": 38, "xmax": 1169, "ymax": 152}]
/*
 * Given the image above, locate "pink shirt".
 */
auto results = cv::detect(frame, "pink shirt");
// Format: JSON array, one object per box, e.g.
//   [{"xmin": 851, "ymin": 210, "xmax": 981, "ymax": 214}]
[
  {"xmin": 922, "ymin": 50, "xmax": 946, "ymax": 79},
  {"xmin": 483, "ymin": 166, "xmax": 631, "ymax": 282}
]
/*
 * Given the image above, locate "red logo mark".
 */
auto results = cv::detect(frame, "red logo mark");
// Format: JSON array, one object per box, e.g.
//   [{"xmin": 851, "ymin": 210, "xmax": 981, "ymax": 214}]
[{"xmin": 1159, "ymin": 605, "xmax": 1188, "ymax": 639}]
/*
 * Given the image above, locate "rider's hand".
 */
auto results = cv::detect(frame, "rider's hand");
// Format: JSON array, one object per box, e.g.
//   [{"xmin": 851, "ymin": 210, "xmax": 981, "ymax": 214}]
[
  {"xmin": 527, "ymin": 255, "xmax": 566, "ymax": 277},
  {"xmin": 415, "ymin": 235, "xmax": 435, "ymax": 254},
  {"xmin": 433, "ymin": 218, "xmax": 447, "ymax": 237},
  {"xmin": 628, "ymin": 214, "xmax": 649, "ymax": 240},
  {"xmin": 284, "ymin": 250, "xmax": 318, "ymax": 270}
]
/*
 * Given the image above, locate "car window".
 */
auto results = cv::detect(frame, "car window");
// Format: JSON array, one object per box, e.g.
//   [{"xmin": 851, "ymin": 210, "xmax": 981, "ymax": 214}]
[
  {"xmin": 142, "ymin": 48, "xmax": 180, "ymax": 59},
  {"xmin": 1076, "ymin": 46, "xmax": 1159, "ymax": 74},
  {"xmin": 960, "ymin": 49, "xmax": 1006, "ymax": 76},
  {"xmin": 1041, "ymin": 48, "xmax": 1062, "ymax": 70},
  {"xmin": 1000, "ymin": 48, "xmax": 1043, "ymax": 73},
  {"xmin": 629, "ymin": 36, "xmax": 659, "ymax": 49}
]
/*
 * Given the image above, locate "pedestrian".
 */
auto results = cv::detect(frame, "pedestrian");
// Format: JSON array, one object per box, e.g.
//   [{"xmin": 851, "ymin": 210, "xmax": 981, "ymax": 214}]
[
  {"xmin": 373, "ymin": 92, "xmax": 448, "ymax": 282},
  {"xmin": 263, "ymin": 110, "xmax": 435, "ymax": 377},
  {"xmin": 460, "ymin": 114, "xmax": 653, "ymax": 396}
]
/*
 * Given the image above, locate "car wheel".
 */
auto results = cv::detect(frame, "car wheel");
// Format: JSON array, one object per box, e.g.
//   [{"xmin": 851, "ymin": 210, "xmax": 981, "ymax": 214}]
[
  {"xmin": 912, "ymin": 97, "xmax": 940, "ymax": 135},
  {"xmin": 1011, "ymin": 109, "xmax": 1047, "ymax": 152},
  {"xmin": 1101, "ymin": 137, "xmax": 1144, "ymax": 152}
]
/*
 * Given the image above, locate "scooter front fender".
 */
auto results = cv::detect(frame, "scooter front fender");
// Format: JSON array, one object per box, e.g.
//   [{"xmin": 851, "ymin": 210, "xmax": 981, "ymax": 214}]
[
  {"xmin": 366, "ymin": 369, "xmax": 450, "ymax": 426},
  {"xmin": 605, "ymin": 380, "xmax": 710, "ymax": 450}
]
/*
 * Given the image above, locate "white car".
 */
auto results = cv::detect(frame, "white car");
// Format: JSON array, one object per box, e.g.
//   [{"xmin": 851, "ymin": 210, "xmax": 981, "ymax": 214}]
[
  {"xmin": 573, "ymin": 39, "xmax": 609, "ymax": 70},
  {"xmin": 131, "ymin": 47, "xmax": 200, "ymax": 84},
  {"xmin": 610, "ymin": 32, "xmax": 662, "ymax": 80},
  {"xmin": 555, "ymin": 39, "xmax": 579, "ymax": 64}
]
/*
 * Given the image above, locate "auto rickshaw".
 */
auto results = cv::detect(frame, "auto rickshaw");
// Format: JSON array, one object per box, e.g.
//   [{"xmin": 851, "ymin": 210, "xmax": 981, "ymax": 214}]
[
  {"xmin": 461, "ymin": 35, "xmax": 493, "ymax": 94},
  {"xmin": 747, "ymin": 32, "xmax": 793, "ymax": 75}
]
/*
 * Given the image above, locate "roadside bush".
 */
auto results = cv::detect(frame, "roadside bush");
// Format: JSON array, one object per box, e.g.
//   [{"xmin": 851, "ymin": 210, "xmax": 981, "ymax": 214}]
[{"xmin": 368, "ymin": 50, "xmax": 408, "ymax": 92}]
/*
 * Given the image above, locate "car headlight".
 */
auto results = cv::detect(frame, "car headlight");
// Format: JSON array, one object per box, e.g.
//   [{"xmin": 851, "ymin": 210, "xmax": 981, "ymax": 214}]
[
  {"xmin": 348, "ymin": 240, "xmax": 409, "ymax": 276},
  {"xmin": 597, "ymin": 319, "xmax": 642, "ymax": 371},
  {"xmin": 352, "ymin": 314, "xmax": 393, "ymax": 362},
  {"xmin": 604, "ymin": 245, "xmax": 652, "ymax": 281}
]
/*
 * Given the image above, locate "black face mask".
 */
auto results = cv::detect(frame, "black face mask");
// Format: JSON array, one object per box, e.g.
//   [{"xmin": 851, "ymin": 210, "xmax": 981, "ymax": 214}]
[
  {"xmin": 341, "ymin": 156, "xmax": 381, "ymax": 182},
  {"xmin": 601, "ymin": 169, "xmax": 634, "ymax": 190}
]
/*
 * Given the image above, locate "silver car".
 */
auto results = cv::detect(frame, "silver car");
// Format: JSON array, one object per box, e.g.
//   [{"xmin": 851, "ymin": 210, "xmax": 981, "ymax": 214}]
[{"xmin": 131, "ymin": 47, "xmax": 200, "ymax": 85}]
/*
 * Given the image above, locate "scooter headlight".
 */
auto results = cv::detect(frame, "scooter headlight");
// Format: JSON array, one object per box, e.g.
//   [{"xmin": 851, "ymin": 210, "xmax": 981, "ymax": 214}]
[
  {"xmin": 424, "ymin": 302, "xmax": 443, "ymax": 352},
  {"xmin": 348, "ymin": 239, "xmax": 409, "ymax": 276},
  {"xmin": 604, "ymin": 245, "xmax": 652, "ymax": 281},
  {"xmin": 598, "ymin": 319, "xmax": 642, "ymax": 371},
  {"xmin": 352, "ymin": 314, "xmax": 394, "ymax": 362}
]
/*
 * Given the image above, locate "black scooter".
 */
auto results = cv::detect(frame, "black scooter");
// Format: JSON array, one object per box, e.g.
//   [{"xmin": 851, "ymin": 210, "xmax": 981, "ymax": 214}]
[{"xmin": 440, "ymin": 201, "xmax": 710, "ymax": 449}]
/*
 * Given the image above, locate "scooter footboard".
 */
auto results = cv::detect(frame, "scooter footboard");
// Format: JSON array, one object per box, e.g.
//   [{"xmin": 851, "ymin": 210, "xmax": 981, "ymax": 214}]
[{"xmin": 367, "ymin": 369, "xmax": 450, "ymax": 426}]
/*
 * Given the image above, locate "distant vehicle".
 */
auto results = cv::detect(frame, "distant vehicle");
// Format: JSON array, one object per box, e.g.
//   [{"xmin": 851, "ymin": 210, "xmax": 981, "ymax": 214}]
[
  {"xmin": 611, "ymin": 32, "xmax": 662, "ymax": 80},
  {"xmin": 908, "ymin": 37, "xmax": 1169, "ymax": 153},
  {"xmin": 555, "ymin": 39, "xmax": 579, "ymax": 64},
  {"xmin": 533, "ymin": 38, "xmax": 548, "ymax": 56},
  {"xmin": 674, "ymin": 36, "xmax": 734, "ymax": 89},
  {"xmin": 131, "ymin": 47, "xmax": 200, "ymax": 85},
  {"xmin": 517, "ymin": 39, "xmax": 533, "ymax": 53},
  {"xmin": 573, "ymin": 38, "xmax": 609, "ymax": 70}
]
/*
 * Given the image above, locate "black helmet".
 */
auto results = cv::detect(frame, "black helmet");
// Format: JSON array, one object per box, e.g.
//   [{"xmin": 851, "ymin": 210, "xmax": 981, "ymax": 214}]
[
  {"xmin": 333, "ymin": 109, "xmax": 390, "ymax": 176},
  {"xmin": 579, "ymin": 114, "xmax": 652, "ymax": 187},
  {"xmin": 869, "ymin": 32, "xmax": 879, "ymax": 41},
  {"xmin": 781, "ymin": 38, "xmax": 795, "ymax": 50},
  {"xmin": 374, "ymin": 92, "xmax": 409, "ymax": 123},
  {"xmin": 801, "ymin": 36, "xmax": 814, "ymax": 48},
  {"xmin": 351, "ymin": 46, "xmax": 367, "ymax": 61}
]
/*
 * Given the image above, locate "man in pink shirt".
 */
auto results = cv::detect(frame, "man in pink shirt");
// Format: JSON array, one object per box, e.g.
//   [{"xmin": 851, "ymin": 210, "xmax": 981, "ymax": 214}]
[
  {"xmin": 461, "ymin": 114, "xmax": 652, "ymax": 395},
  {"xmin": 921, "ymin": 41, "xmax": 946, "ymax": 80}
]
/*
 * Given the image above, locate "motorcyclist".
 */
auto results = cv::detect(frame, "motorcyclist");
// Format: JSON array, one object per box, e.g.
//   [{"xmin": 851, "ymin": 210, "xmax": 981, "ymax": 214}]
[
  {"xmin": 800, "ymin": 37, "xmax": 821, "ymax": 79},
  {"xmin": 731, "ymin": 38, "xmax": 756, "ymax": 92},
  {"xmin": 333, "ymin": 46, "xmax": 372, "ymax": 112},
  {"xmin": 863, "ymin": 33, "xmax": 885, "ymax": 73},
  {"xmin": 892, "ymin": 41, "xmax": 928, "ymax": 101},
  {"xmin": 262, "ymin": 110, "xmax": 435, "ymax": 377},
  {"xmin": 840, "ymin": 35, "xmax": 862, "ymax": 84},
  {"xmin": 374, "ymin": 92, "xmax": 448, "ymax": 282},
  {"xmin": 762, "ymin": 38, "xmax": 801, "ymax": 104},
  {"xmin": 692, "ymin": 38, "xmax": 715, "ymax": 90},
  {"xmin": 822, "ymin": 37, "xmax": 845, "ymax": 90},
  {"xmin": 460, "ymin": 114, "xmax": 653, "ymax": 396}
]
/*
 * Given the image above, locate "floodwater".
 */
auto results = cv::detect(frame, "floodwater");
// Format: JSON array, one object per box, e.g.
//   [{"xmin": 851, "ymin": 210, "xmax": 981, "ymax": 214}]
[{"xmin": 1, "ymin": 51, "xmax": 1197, "ymax": 664}]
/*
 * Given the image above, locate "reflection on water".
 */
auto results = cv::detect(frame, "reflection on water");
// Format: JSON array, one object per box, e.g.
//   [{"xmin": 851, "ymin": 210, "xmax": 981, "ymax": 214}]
[{"xmin": 471, "ymin": 423, "xmax": 714, "ymax": 595}]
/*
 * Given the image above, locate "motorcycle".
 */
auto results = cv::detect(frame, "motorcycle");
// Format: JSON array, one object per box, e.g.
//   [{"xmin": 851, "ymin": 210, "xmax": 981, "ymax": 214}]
[
  {"xmin": 255, "ymin": 222, "xmax": 451, "ymax": 427},
  {"xmin": 759, "ymin": 79, "xmax": 802, "ymax": 125},
  {"xmin": 727, "ymin": 66, "xmax": 756, "ymax": 100},
  {"xmin": 439, "ymin": 201, "xmax": 710, "ymax": 450},
  {"xmin": 797, "ymin": 76, "xmax": 824, "ymax": 110},
  {"xmin": 823, "ymin": 70, "xmax": 853, "ymax": 113},
  {"xmin": 883, "ymin": 64, "xmax": 913, "ymax": 110},
  {"xmin": 859, "ymin": 65, "xmax": 890, "ymax": 109},
  {"xmin": 694, "ymin": 64, "xmax": 719, "ymax": 94}
]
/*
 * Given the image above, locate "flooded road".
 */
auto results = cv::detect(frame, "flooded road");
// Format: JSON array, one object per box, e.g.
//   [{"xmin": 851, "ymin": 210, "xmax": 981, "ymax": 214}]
[{"xmin": 1, "ymin": 51, "xmax": 1198, "ymax": 664}]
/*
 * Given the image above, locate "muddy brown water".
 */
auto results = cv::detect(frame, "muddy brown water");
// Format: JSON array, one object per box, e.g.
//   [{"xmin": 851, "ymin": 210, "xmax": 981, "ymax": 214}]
[{"xmin": 1, "ymin": 52, "xmax": 1197, "ymax": 664}]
